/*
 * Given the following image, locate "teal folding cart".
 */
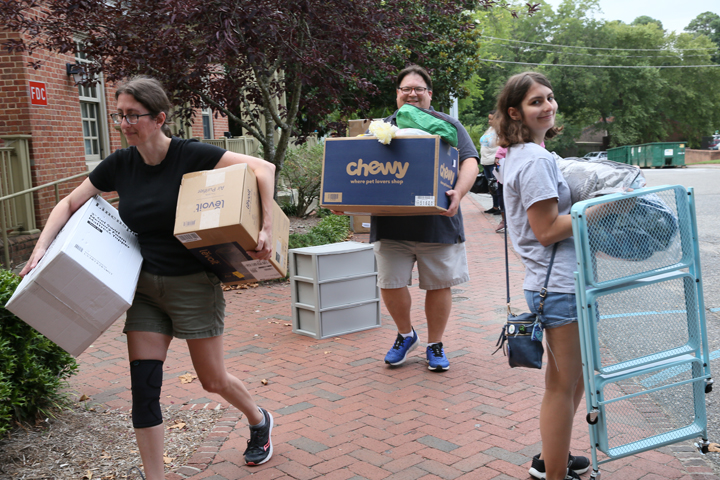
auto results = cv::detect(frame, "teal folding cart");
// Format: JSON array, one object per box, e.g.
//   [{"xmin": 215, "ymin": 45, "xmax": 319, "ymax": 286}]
[{"xmin": 570, "ymin": 185, "xmax": 713, "ymax": 480}]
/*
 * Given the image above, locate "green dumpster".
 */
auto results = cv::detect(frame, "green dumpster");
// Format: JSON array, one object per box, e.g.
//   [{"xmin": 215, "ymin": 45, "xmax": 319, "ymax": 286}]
[
  {"xmin": 636, "ymin": 144, "xmax": 650, "ymax": 167},
  {"xmin": 627, "ymin": 144, "xmax": 643, "ymax": 166},
  {"xmin": 607, "ymin": 146, "xmax": 630, "ymax": 164},
  {"xmin": 607, "ymin": 143, "xmax": 685, "ymax": 167},
  {"xmin": 642, "ymin": 142, "xmax": 685, "ymax": 167}
]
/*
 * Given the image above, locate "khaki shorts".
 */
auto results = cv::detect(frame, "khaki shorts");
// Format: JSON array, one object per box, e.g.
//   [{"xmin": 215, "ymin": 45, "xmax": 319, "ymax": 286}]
[
  {"xmin": 124, "ymin": 270, "xmax": 225, "ymax": 339},
  {"xmin": 374, "ymin": 240, "xmax": 469, "ymax": 290}
]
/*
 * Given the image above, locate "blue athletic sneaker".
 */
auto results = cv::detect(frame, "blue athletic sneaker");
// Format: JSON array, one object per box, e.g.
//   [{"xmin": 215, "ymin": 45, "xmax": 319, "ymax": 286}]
[
  {"xmin": 384, "ymin": 329, "xmax": 419, "ymax": 365},
  {"xmin": 426, "ymin": 343, "xmax": 450, "ymax": 371}
]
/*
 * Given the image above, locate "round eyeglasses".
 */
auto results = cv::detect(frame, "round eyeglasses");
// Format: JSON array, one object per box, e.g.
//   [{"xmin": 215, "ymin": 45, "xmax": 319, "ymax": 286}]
[
  {"xmin": 110, "ymin": 113, "xmax": 152, "ymax": 125},
  {"xmin": 398, "ymin": 86, "xmax": 428, "ymax": 94}
]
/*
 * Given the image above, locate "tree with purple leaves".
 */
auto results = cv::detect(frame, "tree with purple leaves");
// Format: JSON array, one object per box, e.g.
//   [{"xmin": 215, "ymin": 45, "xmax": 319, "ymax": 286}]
[{"xmin": 1, "ymin": 0, "xmax": 535, "ymax": 187}]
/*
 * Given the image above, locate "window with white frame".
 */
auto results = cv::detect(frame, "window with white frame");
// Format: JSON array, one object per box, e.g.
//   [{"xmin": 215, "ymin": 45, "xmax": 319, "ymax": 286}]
[
  {"xmin": 202, "ymin": 108, "xmax": 213, "ymax": 139},
  {"xmin": 75, "ymin": 42, "xmax": 110, "ymax": 170}
]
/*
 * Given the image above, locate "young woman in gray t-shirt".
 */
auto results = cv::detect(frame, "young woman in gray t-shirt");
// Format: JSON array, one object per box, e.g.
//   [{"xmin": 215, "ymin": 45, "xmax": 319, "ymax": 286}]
[{"xmin": 493, "ymin": 72, "xmax": 590, "ymax": 480}]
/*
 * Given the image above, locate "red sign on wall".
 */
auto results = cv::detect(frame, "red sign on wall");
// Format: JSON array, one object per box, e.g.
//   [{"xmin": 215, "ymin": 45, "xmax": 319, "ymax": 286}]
[{"xmin": 29, "ymin": 81, "xmax": 48, "ymax": 106}]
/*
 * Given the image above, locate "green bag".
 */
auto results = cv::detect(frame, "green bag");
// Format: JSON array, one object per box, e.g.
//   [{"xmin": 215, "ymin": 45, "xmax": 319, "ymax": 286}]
[{"xmin": 395, "ymin": 104, "xmax": 458, "ymax": 147}]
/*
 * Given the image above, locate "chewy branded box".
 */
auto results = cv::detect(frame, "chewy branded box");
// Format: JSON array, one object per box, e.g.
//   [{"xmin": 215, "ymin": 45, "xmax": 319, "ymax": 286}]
[
  {"xmin": 320, "ymin": 136, "xmax": 458, "ymax": 215},
  {"xmin": 174, "ymin": 164, "xmax": 290, "ymax": 285},
  {"xmin": 6, "ymin": 196, "xmax": 142, "ymax": 357}
]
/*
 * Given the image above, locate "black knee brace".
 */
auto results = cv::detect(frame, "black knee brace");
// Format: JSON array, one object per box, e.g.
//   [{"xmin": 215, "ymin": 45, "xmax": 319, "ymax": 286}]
[{"xmin": 130, "ymin": 359, "xmax": 164, "ymax": 429}]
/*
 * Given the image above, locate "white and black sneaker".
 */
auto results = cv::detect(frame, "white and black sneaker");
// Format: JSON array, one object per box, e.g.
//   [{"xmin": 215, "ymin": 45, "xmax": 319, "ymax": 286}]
[
  {"xmin": 244, "ymin": 407, "xmax": 274, "ymax": 466},
  {"xmin": 529, "ymin": 453, "xmax": 590, "ymax": 479}
]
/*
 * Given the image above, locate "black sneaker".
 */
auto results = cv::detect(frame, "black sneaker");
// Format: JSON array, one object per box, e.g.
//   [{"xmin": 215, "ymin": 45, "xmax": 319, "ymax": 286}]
[
  {"xmin": 529, "ymin": 453, "xmax": 590, "ymax": 479},
  {"xmin": 484, "ymin": 207, "xmax": 500, "ymax": 214},
  {"xmin": 244, "ymin": 407, "xmax": 274, "ymax": 466}
]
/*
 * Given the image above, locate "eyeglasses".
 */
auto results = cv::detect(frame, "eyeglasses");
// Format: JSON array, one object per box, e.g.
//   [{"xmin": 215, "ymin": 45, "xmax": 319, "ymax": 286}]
[
  {"xmin": 398, "ymin": 86, "xmax": 429, "ymax": 94},
  {"xmin": 110, "ymin": 113, "xmax": 152, "ymax": 125}
]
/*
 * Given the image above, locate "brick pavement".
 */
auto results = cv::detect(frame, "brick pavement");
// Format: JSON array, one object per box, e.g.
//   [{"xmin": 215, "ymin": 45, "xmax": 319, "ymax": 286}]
[{"xmin": 71, "ymin": 194, "xmax": 719, "ymax": 480}]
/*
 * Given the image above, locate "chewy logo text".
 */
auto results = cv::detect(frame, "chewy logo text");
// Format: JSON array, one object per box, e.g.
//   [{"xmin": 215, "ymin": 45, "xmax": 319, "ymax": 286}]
[
  {"xmin": 440, "ymin": 164, "xmax": 455, "ymax": 184},
  {"xmin": 346, "ymin": 159, "xmax": 409, "ymax": 179}
]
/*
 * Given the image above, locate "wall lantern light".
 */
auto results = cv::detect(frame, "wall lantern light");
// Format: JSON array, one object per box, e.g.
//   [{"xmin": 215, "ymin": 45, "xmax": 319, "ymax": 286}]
[{"xmin": 65, "ymin": 62, "xmax": 86, "ymax": 84}]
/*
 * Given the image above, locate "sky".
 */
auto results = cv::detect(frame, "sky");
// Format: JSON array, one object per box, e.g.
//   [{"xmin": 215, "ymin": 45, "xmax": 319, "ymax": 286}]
[{"xmin": 542, "ymin": 0, "xmax": 719, "ymax": 33}]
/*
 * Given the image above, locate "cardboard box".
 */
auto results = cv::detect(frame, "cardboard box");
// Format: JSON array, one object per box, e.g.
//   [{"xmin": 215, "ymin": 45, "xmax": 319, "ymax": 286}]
[
  {"xmin": 351, "ymin": 215, "xmax": 371, "ymax": 233},
  {"xmin": 174, "ymin": 164, "xmax": 290, "ymax": 285},
  {"xmin": 348, "ymin": 119, "xmax": 371, "ymax": 137},
  {"xmin": 6, "ymin": 196, "xmax": 142, "ymax": 357},
  {"xmin": 320, "ymin": 136, "xmax": 459, "ymax": 215}
]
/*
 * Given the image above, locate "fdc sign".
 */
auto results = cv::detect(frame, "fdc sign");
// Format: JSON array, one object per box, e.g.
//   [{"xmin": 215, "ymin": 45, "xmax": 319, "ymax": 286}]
[{"xmin": 29, "ymin": 81, "xmax": 48, "ymax": 106}]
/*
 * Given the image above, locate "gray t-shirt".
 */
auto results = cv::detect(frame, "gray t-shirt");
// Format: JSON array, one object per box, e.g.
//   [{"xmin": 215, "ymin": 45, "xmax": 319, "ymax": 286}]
[{"xmin": 502, "ymin": 142, "xmax": 576, "ymax": 293}]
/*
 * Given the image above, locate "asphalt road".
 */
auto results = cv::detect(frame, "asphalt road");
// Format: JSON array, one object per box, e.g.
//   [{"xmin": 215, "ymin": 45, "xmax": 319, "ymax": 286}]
[
  {"xmin": 642, "ymin": 166, "xmax": 720, "ymax": 470},
  {"xmin": 644, "ymin": 166, "xmax": 720, "ymax": 312}
]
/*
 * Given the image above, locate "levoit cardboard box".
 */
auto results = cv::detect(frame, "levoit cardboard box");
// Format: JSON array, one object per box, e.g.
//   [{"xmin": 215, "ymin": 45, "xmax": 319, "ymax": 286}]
[
  {"xmin": 174, "ymin": 164, "xmax": 290, "ymax": 285},
  {"xmin": 6, "ymin": 196, "xmax": 142, "ymax": 357},
  {"xmin": 320, "ymin": 136, "xmax": 459, "ymax": 215}
]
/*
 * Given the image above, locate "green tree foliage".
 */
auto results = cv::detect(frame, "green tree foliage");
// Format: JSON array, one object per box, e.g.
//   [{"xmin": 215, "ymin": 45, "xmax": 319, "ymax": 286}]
[
  {"xmin": 280, "ymin": 142, "xmax": 324, "ymax": 218},
  {"xmin": 463, "ymin": 0, "xmax": 720, "ymax": 151},
  {"xmin": 0, "ymin": 0, "xmax": 502, "ymax": 188},
  {"xmin": 631, "ymin": 15, "xmax": 664, "ymax": 30},
  {"xmin": 361, "ymin": 2, "xmax": 485, "ymax": 117},
  {"xmin": 685, "ymin": 11, "xmax": 720, "ymax": 62},
  {"xmin": 0, "ymin": 270, "xmax": 78, "ymax": 435}
]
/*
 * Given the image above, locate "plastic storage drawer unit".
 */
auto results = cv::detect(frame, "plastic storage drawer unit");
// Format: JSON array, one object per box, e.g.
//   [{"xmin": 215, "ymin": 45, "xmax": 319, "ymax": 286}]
[{"xmin": 289, "ymin": 241, "xmax": 381, "ymax": 339}]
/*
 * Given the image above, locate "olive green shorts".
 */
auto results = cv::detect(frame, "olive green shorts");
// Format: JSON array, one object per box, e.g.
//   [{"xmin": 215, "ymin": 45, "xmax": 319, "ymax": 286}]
[{"xmin": 124, "ymin": 270, "xmax": 225, "ymax": 339}]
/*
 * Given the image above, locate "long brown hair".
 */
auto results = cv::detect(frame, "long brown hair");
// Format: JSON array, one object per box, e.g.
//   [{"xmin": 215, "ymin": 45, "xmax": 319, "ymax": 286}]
[{"xmin": 493, "ymin": 71, "xmax": 561, "ymax": 148}]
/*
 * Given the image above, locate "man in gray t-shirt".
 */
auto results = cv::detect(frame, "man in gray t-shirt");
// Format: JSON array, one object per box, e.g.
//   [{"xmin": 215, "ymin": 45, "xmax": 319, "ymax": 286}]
[{"xmin": 371, "ymin": 65, "xmax": 479, "ymax": 372}]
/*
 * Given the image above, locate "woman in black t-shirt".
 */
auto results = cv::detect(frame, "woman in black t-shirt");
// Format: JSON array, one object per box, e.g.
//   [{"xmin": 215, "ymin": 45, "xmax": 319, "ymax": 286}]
[{"xmin": 21, "ymin": 77, "xmax": 277, "ymax": 477}]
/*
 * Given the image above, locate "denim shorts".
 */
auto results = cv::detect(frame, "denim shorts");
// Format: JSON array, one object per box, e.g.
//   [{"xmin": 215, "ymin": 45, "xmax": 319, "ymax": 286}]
[
  {"xmin": 374, "ymin": 240, "xmax": 469, "ymax": 290},
  {"xmin": 524, "ymin": 290, "xmax": 577, "ymax": 329},
  {"xmin": 124, "ymin": 270, "xmax": 225, "ymax": 339}
]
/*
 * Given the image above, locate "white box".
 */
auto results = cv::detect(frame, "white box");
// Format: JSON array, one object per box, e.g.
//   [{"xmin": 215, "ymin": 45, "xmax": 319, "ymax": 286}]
[{"xmin": 6, "ymin": 196, "xmax": 143, "ymax": 357}]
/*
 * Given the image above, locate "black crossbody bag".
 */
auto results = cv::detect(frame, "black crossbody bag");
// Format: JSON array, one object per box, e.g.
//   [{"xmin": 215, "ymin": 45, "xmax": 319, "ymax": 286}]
[{"xmin": 494, "ymin": 225, "xmax": 558, "ymax": 369}]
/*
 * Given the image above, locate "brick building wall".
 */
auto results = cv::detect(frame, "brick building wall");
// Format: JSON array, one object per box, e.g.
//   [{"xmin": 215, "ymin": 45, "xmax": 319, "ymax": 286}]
[
  {"xmin": 0, "ymin": 30, "xmax": 229, "ymax": 231},
  {"xmin": 208, "ymin": 111, "xmax": 230, "ymax": 140},
  {"xmin": 0, "ymin": 29, "xmax": 87, "ymax": 231}
]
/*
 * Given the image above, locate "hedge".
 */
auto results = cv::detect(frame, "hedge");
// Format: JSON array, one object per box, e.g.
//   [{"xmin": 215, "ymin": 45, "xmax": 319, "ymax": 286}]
[{"xmin": 0, "ymin": 270, "xmax": 78, "ymax": 435}]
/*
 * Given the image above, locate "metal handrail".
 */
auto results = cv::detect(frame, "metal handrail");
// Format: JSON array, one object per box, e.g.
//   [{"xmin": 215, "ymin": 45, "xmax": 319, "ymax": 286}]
[{"xmin": 0, "ymin": 171, "xmax": 90, "ymax": 269}]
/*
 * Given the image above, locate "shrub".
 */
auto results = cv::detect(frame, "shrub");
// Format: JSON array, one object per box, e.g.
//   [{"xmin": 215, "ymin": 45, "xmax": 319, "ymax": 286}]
[
  {"xmin": 280, "ymin": 201, "xmax": 302, "ymax": 217},
  {"xmin": 280, "ymin": 141, "xmax": 324, "ymax": 217},
  {"xmin": 288, "ymin": 214, "xmax": 350, "ymax": 249},
  {"xmin": 315, "ymin": 207, "xmax": 333, "ymax": 218},
  {"xmin": 0, "ymin": 270, "xmax": 78, "ymax": 435}
]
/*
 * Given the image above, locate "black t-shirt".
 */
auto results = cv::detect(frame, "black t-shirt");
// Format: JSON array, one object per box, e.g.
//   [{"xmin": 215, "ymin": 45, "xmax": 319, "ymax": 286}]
[
  {"xmin": 89, "ymin": 137, "xmax": 225, "ymax": 275},
  {"xmin": 370, "ymin": 109, "xmax": 479, "ymax": 244}
]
